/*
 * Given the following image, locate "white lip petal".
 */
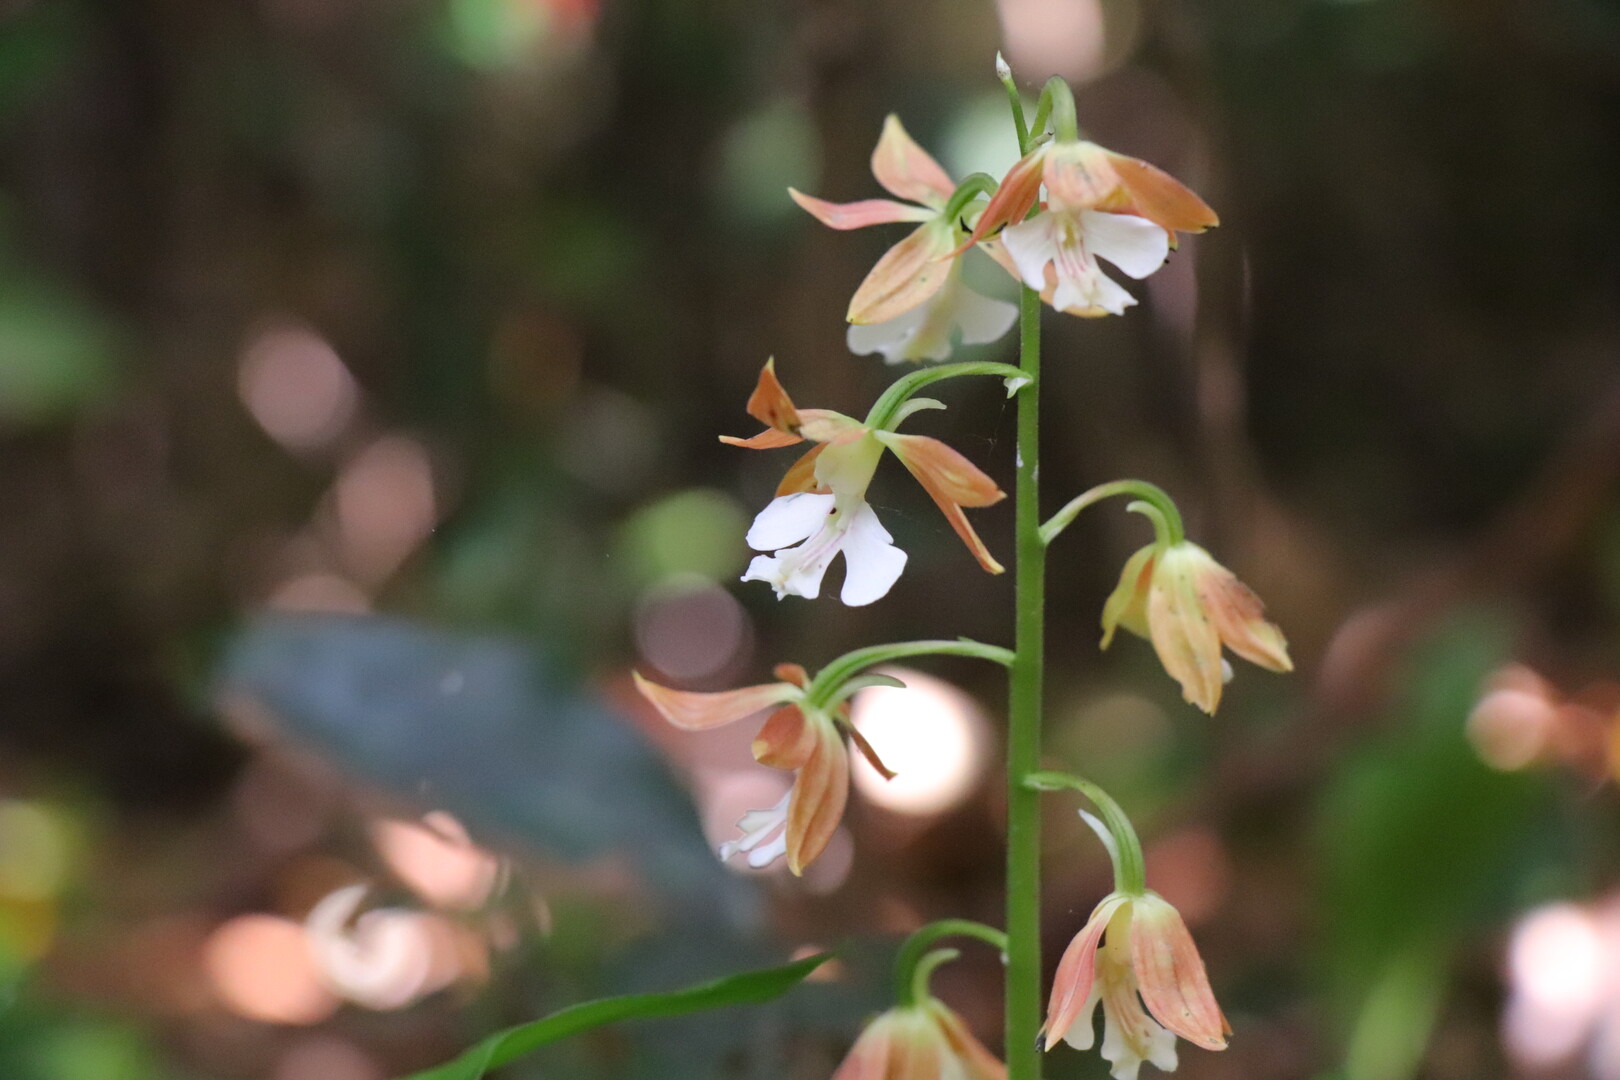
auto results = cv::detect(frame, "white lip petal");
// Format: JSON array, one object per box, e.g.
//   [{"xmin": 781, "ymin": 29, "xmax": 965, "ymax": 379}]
[
  {"xmin": 1000, "ymin": 216, "xmax": 1060, "ymax": 291},
  {"xmin": 719, "ymin": 791, "xmax": 791, "ymax": 868},
  {"xmin": 1052, "ymin": 262, "xmax": 1135, "ymax": 316},
  {"xmin": 745, "ymin": 492, "xmax": 835, "ymax": 551},
  {"xmin": 847, "ymin": 272, "xmax": 1017, "ymax": 364},
  {"xmin": 954, "ymin": 285, "xmax": 1019, "ymax": 346},
  {"xmin": 847, "ymin": 304, "xmax": 930, "ymax": 363},
  {"xmin": 837, "ymin": 504, "xmax": 907, "ymax": 606},
  {"xmin": 1079, "ymin": 210, "xmax": 1170, "ymax": 280},
  {"xmin": 1062, "ymin": 983, "xmax": 1104, "ymax": 1052}
]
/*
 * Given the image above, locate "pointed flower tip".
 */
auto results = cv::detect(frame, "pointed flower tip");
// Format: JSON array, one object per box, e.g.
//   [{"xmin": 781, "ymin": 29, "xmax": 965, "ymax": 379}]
[{"xmin": 995, "ymin": 52, "xmax": 1011, "ymax": 79}]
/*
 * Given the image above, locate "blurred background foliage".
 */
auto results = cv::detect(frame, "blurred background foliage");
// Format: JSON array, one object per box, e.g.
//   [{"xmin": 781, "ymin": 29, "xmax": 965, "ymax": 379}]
[{"xmin": 0, "ymin": 0, "xmax": 1618, "ymax": 1077}]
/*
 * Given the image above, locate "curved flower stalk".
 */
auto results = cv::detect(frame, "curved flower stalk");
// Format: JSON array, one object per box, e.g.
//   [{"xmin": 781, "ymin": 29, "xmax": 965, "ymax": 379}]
[
  {"xmin": 835, "ymin": 922, "xmax": 1011, "ymax": 1080},
  {"xmin": 966, "ymin": 75, "xmax": 1218, "ymax": 318},
  {"xmin": 791, "ymin": 115, "xmax": 1017, "ymax": 363},
  {"xmin": 724, "ymin": 359, "xmax": 1006, "ymax": 605},
  {"xmin": 1028, "ymin": 772, "xmax": 1228, "ymax": 1080},
  {"xmin": 1043, "ymin": 480, "xmax": 1290, "ymax": 714}
]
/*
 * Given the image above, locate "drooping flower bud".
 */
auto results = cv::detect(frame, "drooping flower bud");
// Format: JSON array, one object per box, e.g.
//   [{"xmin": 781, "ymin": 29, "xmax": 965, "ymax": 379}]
[
  {"xmin": 1041, "ymin": 892, "xmax": 1228, "ymax": 1080},
  {"xmin": 1101, "ymin": 541, "xmax": 1290, "ymax": 714},
  {"xmin": 832, "ymin": 999, "xmax": 1005, "ymax": 1080}
]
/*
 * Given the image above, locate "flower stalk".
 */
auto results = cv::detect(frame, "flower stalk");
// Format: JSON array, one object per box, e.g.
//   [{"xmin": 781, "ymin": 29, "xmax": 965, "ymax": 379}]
[
  {"xmin": 805, "ymin": 638, "xmax": 1016, "ymax": 705},
  {"xmin": 892, "ymin": 919, "xmax": 1010, "ymax": 1006},
  {"xmin": 1040, "ymin": 479, "xmax": 1186, "ymax": 548},
  {"xmin": 1025, "ymin": 771, "xmax": 1148, "ymax": 897}
]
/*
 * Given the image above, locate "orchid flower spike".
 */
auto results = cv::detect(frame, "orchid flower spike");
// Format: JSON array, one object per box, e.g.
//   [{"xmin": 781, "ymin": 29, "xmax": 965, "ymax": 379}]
[
  {"xmin": 791, "ymin": 115, "xmax": 1017, "ymax": 363},
  {"xmin": 832, "ymin": 999, "xmax": 1006, "ymax": 1080},
  {"xmin": 632, "ymin": 664, "xmax": 892, "ymax": 875},
  {"xmin": 965, "ymin": 118, "xmax": 1217, "ymax": 318},
  {"xmin": 1101, "ymin": 540, "xmax": 1291, "ymax": 714},
  {"xmin": 723, "ymin": 359, "xmax": 1005, "ymax": 606},
  {"xmin": 1041, "ymin": 891, "xmax": 1228, "ymax": 1080}
]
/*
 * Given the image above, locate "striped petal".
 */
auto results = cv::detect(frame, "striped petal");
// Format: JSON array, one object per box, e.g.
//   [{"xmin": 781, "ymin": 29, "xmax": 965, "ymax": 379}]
[
  {"xmin": 1105, "ymin": 151, "xmax": 1219, "ymax": 233},
  {"xmin": 878, "ymin": 432, "xmax": 1005, "ymax": 574},
  {"xmin": 785, "ymin": 722, "xmax": 850, "ymax": 874},
  {"xmin": 847, "ymin": 221, "xmax": 958, "ymax": 326},
  {"xmin": 790, "ymin": 189, "xmax": 933, "ymax": 230},
  {"xmin": 1129, "ymin": 894, "xmax": 1229, "ymax": 1051},
  {"xmin": 1042, "ymin": 893, "xmax": 1129, "ymax": 1051}
]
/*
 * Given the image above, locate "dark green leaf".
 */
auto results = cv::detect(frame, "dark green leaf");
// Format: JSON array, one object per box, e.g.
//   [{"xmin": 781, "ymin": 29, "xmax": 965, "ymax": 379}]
[{"xmin": 400, "ymin": 953, "xmax": 831, "ymax": 1080}]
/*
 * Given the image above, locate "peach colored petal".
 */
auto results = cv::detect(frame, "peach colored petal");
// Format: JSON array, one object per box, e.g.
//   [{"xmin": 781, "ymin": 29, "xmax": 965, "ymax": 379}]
[
  {"xmin": 1105, "ymin": 152, "xmax": 1219, "ymax": 233},
  {"xmin": 785, "ymin": 726, "xmax": 849, "ymax": 875},
  {"xmin": 870, "ymin": 115, "xmax": 955, "ymax": 207},
  {"xmin": 790, "ymin": 189, "xmax": 934, "ymax": 230},
  {"xmin": 879, "ymin": 433, "xmax": 1005, "ymax": 575},
  {"xmin": 746, "ymin": 358, "xmax": 800, "ymax": 432},
  {"xmin": 773, "ymin": 663, "xmax": 810, "ymax": 688},
  {"xmin": 960, "ymin": 149, "xmax": 1045, "ymax": 251},
  {"xmin": 830, "ymin": 1017, "xmax": 896, "ymax": 1080},
  {"xmin": 882, "ymin": 433, "xmax": 1004, "ymax": 507},
  {"xmin": 776, "ymin": 444, "xmax": 829, "ymax": 496},
  {"xmin": 847, "ymin": 223, "xmax": 957, "ymax": 326},
  {"xmin": 930, "ymin": 1002, "xmax": 1007, "ymax": 1080},
  {"xmin": 1196, "ymin": 569, "xmax": 1292, "ymax": 673},
  {"xmin": 1130, "ymin": 895, "xmax": 1228, "ymax": 1051},
  {"xmin": 1042, "ymin": 142, "xmax": 1120, "ymax": 211},
  {"xmin": 1042, "ymin": 894, "xmax": 1128, "ymax": 1050},
  {"xmin": 719, "ymin": 428, "xmax": 803, "ymax": 450},
  {"xmin": 888, "ymin": 1017, "xmax": 946, "ymax": 1080},
  {"xmin": 631, "ymin": 673, "xmax": 795, "ymax": 730},
  {"xmin": 752, "ymin": 705, "xmax": 817, "ymax": 770},
  {"xmin": 1100, "ymin": 547, "xmax": 1155, "ymax": 649},
  {"xmin": 1146, "ymin": 560, "xmax": 1225, "ymax": 714}
]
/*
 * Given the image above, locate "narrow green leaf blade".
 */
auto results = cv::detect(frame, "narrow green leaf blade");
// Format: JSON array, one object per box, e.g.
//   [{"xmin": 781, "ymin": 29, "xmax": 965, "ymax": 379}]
[{"xmin": 400, "ymin": 953, "xmax": 831, "ymax": 1080}]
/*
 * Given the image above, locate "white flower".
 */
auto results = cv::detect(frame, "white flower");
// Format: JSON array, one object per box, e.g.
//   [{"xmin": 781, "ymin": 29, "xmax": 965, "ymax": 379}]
[
  {"xmin": 1001, "ymin": 209, "xmax": 1169, "ymax": 317},
  {"xmin": 722, "ymin": 360, "xmax": 1005, "ymax": 607},
  {"xmin": 741, "ymin": 492, "xmax": 907, "ymax": 606},
  {"xmin": 846, "ymin": 263, "xmax": 1018, "ymax": 364}
]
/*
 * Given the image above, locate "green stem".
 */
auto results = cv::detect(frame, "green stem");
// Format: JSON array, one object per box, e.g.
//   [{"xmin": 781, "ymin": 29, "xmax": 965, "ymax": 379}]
[
  {"xmin": 908, "ymin": 949, "xmax": 961, "ymax": 1007},
  {"xmin": 1025, "ymin": 771, "xmax": 1148, "ymax": 896},
  {"xmin": 1038, "ymin": 479, "xmax": 1185, "ymax": 548},
  {"xmin": 804, "ymin": 638, "xmax": 1015, "ymax": 707},
  {"xmin": 1006, "ymin": 282, "xmax": 1045, "ymax": 1080},
  {"xmin": 863, "ymin": 361, "xmax": 1028, "ymax": 433},
  {"xmin": 996, "ymin": 54, "xmax": 1031, "ymax": 152},
  {"xmin": 893, "ymin": 919, "xmax": 1008, "ymax": 1005}
]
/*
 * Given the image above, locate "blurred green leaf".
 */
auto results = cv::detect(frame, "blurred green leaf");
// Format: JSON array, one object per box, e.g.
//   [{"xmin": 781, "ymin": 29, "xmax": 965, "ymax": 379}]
[
  {"xmin": 444, "ymin": 0, "xmax": 548, "ymax": 69},
  {"xmin": 716, "ymin": 98, "xmax": 819, "ymax": 226},
  {"xmin": 619, "ymin": 488, "xmax": 747, "ymax": 584},
  {"xmin": 1314, "ymin": 611, "xmax": 1562, "ymax": 1078},
  {"xmin": 400, "ymin": 953, "xmax": 831, "ymax": 1080},
  {"xmin": 0, "ymin": 275, "xmax": 119, "ymax": 425}
]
